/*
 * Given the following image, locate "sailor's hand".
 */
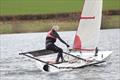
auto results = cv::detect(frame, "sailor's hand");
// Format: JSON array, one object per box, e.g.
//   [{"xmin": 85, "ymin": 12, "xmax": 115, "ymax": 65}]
[{"xmin": 66, "ymin": 44, "xmax": 70, "ymax": 47}]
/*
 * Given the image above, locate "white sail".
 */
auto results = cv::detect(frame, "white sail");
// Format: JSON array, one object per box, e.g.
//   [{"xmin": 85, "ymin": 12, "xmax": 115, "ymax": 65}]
[{"xmin": 73, "ymin": 0, "xmax": 103, "ymax": 50}]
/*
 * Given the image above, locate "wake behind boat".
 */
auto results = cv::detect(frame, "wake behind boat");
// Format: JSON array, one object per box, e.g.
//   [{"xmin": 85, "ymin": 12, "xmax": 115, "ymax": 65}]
[{"xmin": 19, "ymin": 0, "xmax": 112, "ymax": 72}]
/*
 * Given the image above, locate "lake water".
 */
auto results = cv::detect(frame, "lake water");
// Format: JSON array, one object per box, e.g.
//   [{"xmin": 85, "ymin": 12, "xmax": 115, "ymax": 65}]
[{"xmin": 0, "ymin": 29, "xmax": 120, "ymax": 80}]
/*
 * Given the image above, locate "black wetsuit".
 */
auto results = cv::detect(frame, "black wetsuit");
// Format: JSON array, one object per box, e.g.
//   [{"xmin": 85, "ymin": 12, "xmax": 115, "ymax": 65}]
[{"xmin": 46, "ymin": 29, "xmax": 69, "ymax": 63}]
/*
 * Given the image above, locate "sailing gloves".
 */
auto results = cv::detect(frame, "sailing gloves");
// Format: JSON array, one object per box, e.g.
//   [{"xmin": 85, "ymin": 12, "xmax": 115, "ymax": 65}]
[{"xmin": 66, "ymin": 44, "xmax": 70, "ymax": 47}]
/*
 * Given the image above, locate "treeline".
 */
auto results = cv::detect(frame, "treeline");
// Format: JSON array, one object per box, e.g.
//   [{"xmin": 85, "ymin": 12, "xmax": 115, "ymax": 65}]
[{"xmin": 0, "ymin": 10, "xmax": 120, "ymax": 21}]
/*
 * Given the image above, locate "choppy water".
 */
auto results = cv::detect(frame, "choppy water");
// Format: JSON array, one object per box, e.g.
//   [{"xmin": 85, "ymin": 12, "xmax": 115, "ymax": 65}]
[{"xmin": 0, "ymin": 29, "xmax": 120, "ymax": 80}]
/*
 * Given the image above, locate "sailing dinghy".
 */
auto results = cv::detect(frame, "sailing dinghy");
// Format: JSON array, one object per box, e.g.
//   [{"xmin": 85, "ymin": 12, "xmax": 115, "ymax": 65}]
[{"xmin": 19, "ymin": 0, "xmax": 112, "ymax": 72}]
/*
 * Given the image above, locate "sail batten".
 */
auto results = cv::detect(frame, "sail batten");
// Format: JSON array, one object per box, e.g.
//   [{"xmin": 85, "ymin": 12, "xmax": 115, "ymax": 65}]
[{"xmin": 73, "ymin": 0, "xmax": 103, "ymax": 50}]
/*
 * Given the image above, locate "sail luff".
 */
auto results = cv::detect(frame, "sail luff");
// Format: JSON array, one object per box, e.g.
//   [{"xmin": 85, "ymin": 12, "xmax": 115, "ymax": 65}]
[{"xmin": 73, "ymin": 0, "xmax": 85, "ymax": 50}]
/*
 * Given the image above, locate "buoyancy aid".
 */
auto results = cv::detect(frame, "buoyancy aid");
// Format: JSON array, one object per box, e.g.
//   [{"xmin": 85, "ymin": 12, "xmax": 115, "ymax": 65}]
[{"xmin": 47, "ymin": 29, "xmax": 56, "ymax": 39}]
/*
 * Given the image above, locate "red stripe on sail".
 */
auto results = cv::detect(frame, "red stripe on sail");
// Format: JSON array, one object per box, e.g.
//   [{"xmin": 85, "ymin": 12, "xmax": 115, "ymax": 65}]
[
  {"xmin": 80, "ymin": 16, "xmax": 95, "ymax": 19},
  {"xmin": 73, "ymin": 34, "xmax": 81, "ymax": 50}
]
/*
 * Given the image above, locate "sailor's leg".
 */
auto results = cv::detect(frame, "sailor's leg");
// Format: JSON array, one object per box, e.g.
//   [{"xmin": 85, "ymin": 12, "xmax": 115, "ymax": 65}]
[
  {"xmin": 46, "ymin": 44, "xmax": 64, "ymax": 63},
  {"xmin": 56, "ymin": 52, "xmax": 61, "ymax": 62},
  {"xmin": 56, "ymin": 52, "xmax": 65, "ymax": 62},
  {"xmin": 54, "ymin": 46, "xmax": 64, "ymax": 63}
]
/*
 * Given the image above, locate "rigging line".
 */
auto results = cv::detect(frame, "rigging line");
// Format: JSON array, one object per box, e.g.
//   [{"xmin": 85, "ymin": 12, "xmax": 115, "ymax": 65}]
[{"xmin": 63, "ymin": 52, "xmax": 87, "ymax": 62}]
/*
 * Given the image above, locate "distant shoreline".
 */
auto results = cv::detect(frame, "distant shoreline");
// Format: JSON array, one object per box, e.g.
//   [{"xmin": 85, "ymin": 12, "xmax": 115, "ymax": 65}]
[{"xmin": 0, "ymin": 10, "xmax": 119, "ymax": 34}]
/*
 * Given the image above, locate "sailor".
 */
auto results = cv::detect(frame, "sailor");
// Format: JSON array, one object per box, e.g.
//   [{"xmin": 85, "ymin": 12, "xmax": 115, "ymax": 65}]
[{"xmin": 46, "ymin": 25, "xmax": 70, "ymax": 63}]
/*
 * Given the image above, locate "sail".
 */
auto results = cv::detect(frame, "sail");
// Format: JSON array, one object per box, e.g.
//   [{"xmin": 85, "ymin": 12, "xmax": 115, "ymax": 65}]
[{"xmin": 73, "ymin": 0, "xmax": 103, "ymax": 50}]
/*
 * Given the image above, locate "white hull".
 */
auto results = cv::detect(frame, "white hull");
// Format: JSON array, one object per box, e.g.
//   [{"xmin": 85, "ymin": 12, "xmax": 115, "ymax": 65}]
[
  {"xmin": 69, "ymin": 51, "xmax": 112, "ymax": 61},
  {"xmin": 35, "ymin": 51, "xmax": 112, "ymax": 72}
]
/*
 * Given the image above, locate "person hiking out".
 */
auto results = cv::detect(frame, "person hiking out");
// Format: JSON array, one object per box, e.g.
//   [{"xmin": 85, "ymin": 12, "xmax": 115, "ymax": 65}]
[{"xmin": 46, "ymin": 25, "xmax": 70, "ymax": 63}]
